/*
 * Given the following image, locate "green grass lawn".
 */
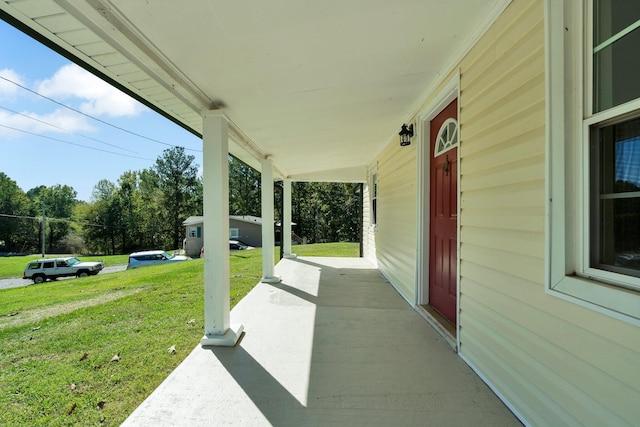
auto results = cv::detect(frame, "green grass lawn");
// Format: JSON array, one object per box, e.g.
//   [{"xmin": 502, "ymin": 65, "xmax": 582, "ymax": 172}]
[
  {"xmin": 293, "ymin": 241, "xmax": 359, "ymax": 257},
  {"xmin": 0, "ymin": 242, "xmax": 358, "ymax": 426}
]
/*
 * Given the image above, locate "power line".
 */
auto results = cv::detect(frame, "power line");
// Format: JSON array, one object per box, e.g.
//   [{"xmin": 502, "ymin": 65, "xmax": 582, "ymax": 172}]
[
  {"xmin": 0, "ymin": 213, "xmax": 40, "ymax": 220},
  {"xmin": 0, "ymin": 212, "xmax": 70, "ymax": 224},
  {"xmin": 0, "ymin": 213, "xmax": 124, "ymax": 229},
  {"xmin": 0, "ymin": 123, "xmax": 155, "ymax": 161},
  {"xmin": 0, "ymin": 105, "xmax": 138, "ymax": 154},
  {"xmin": 0, "ymin": 74, "xmax": 202, "ymax": 153}
]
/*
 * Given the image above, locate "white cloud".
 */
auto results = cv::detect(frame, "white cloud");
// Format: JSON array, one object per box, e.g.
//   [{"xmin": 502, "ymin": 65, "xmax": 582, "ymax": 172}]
[
  {"xmin": 37, "ymin": 64, "xmax": 144, "ymax": 117},
  {"xmin": 0, "ymin": 68, "xmax": 25, "ymax": 98},
  {"xmin": 0, "ymin": 108, "xmax": 95, "ymax": 138}
]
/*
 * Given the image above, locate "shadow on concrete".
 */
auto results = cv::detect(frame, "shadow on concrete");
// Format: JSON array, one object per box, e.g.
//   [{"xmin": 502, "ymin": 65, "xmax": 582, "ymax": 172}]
[{"xmin": 204, "ymin": 257, "xmax": 521, "ymax": 426}]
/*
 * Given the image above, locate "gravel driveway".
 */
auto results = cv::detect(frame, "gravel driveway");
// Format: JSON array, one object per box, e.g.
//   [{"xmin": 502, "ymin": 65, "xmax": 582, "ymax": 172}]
[{"xmin": 0, "ymin": 264, "xmax": 128, "ymax": 291}]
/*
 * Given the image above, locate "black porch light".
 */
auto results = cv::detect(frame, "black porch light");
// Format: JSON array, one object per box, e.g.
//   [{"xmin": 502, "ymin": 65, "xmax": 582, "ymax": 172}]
[{"xmin": 399, "ymin": 123, "xmax": 414, "ymax": 146}]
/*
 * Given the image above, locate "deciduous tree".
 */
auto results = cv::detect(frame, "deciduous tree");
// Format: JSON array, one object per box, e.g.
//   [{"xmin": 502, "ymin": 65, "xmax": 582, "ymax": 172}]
[
  {"xmin": 0, "ymin": 173, "xmax": 34, "ymax": 252},
  {"xmin": 229, "ymin": 156, "xmax": 261, "ymax": 217},
  {"xmin": 153, "ymin": 147, "xmax": 200, "ymax": 249},
  {"xmin": 38, "ymin": 184, "xmax": 78, "ymax": 252}
]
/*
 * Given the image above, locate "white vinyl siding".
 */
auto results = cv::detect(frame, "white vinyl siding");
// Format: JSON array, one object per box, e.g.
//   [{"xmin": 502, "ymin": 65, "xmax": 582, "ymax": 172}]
[
  {"xmin": 364, "ymin": 0, "xmax": 640, "ymax": 424},
  {"xmin": 454, "ymin": 1, "xmax": 640, "ymax": 425},
  {"xmin": 362, "ymin": 179, "xmax": 376, "ymax": 264},
  {"xmin": 374, "ymin": 141, "xmax": 418, "ymax": 303}
]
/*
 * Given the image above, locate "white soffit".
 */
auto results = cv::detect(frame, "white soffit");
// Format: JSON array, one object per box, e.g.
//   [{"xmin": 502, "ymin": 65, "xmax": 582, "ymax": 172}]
[{"xmin": 1, "ymin": 0, "xmax": 504, "ymax": 181}]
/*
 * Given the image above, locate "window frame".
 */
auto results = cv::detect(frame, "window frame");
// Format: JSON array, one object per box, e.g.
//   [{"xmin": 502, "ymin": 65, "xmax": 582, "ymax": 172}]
[
  {"xmin": 546, "ymin": 0, "xmax": 640, "ymax": 326},
  {"xmin": 229, "ymin": 228, "xmax": 239, "ymax": 239},
  {"xmin": 433, "ymin": 118, "xmax": 459, "ymax": 157},
  {"xmin": 583, "ymin": 113, "xmax": 640, "ymax": 290},
  {"xmin": 371, "ymin": 169, "xmax": 378, "ymax": 227}
]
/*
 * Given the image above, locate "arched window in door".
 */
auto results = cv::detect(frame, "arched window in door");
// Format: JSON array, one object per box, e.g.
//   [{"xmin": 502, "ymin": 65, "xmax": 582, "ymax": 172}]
[{"xmin": 434, "ymin": 118, "xmax": 459, "ymax": 157}]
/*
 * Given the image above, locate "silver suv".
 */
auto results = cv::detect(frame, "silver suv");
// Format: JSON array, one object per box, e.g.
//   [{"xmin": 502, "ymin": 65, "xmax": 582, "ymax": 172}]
[{"xmin": 23, "ymin": 257, "xmax": 104, "ymax": 284}]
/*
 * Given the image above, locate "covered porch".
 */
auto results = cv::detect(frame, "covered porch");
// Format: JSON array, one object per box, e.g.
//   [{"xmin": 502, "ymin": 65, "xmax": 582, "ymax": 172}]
[{"xmin": 122, "ymin": 256, "xmax": 520, "ymax": 426}]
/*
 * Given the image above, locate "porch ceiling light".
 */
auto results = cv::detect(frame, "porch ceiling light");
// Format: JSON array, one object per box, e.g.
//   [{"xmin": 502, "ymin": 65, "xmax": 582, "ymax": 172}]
[{"xmin": 399, "ymin": 123, "xmax": 414, "ymax": 147}]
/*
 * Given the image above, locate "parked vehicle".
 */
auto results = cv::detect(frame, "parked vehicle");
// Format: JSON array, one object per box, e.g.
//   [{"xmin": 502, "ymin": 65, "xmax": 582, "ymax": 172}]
[
  {"xmin": 230, "ymin": 240, "xmax": 248, "ymax": 250},
  {"xmin": 200, "ymin": 240, "xmax": 249, "ymax": 256},
  {"xmin": 23, "ymin": 257, "xmax": 104, "ymax": 284},
  {"xmin": 127, "ymin": 250, "xmax": 189, "ymax": 270}
]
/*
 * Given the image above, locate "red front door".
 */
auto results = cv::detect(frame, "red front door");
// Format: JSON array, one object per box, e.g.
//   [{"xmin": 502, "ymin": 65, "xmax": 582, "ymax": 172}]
[{"xmin": 429, "ymin": 99, "xmax": 458, "ymax": 325}]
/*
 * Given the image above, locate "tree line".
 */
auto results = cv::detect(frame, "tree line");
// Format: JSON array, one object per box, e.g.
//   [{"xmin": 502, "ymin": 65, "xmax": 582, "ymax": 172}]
[{"xmin": 0, "ymin": 147, "xmax": 361, "ymax": 255}]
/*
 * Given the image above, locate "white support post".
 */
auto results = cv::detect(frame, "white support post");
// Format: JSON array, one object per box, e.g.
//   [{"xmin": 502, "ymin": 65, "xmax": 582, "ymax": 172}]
[
  {"xmin": 201, "ymin": 112, "xmax": 243, "ymax": 347},
  {"xmin": 283, "ymin": 178, "xmax": 296, "ymax": 259},
  {"xmin": 261, "ymin": 158, "xmax": 281, "ymax": 283}
]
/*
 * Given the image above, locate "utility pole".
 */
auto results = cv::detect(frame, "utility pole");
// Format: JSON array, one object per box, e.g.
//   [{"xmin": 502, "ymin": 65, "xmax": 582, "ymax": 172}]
[{"xmin": 41, "ymin": 201, "xmax": 46, "ymax": 257}]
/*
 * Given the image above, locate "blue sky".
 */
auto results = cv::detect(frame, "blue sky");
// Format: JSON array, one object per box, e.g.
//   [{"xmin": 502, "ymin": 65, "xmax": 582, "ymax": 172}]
[{"xmin": 0, "ymin": 20, "xmax": 203, "ymax": 202}]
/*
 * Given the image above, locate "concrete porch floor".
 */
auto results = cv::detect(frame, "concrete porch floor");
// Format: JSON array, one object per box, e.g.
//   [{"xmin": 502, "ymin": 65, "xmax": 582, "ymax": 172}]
[{"xmin": 122, "ymin": 257, "xmax": 521, "ymax": 426}]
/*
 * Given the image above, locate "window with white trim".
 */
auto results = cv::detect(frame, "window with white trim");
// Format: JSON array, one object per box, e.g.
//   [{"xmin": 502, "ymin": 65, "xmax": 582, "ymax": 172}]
[
  {"xmin": 229, "ymin": 228, "xmax": 239, "ymax": 239},
  {"xmin": 547, "ymin": 0, "xmax": 640, "ymax": 323},
  {"xmin": 371, "ymin": 171, "xmax": 378, "ymax": 226},
  {"xmin": 188, "ymin": 226, "xmax": 202, "ymax": 238}
]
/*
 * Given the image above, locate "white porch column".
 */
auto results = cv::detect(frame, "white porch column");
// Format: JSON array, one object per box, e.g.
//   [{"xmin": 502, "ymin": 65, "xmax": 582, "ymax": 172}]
[
  {"xmin": 283, "ymin": 178, "xmax": 296, "ymax": 259},
  {"xmin": 261, "ymin": 158, "xmax": 281, "ymax": 283},
  {"xmin": 201, "ymin": 112, "xmax": 243, "ymax": 347}
]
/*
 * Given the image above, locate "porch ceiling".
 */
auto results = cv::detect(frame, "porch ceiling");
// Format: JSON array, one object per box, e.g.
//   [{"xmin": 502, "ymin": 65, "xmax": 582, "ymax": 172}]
[{"xmin": 0, "ymin": 0, "xmax": 502, "ymax": 181}]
